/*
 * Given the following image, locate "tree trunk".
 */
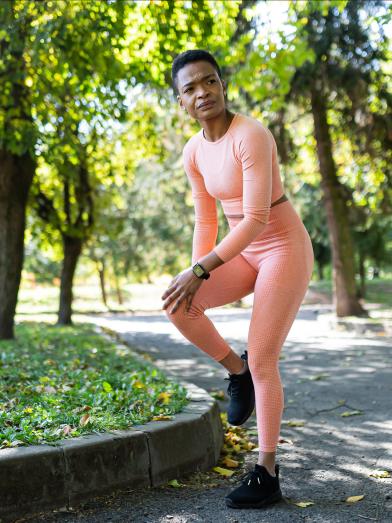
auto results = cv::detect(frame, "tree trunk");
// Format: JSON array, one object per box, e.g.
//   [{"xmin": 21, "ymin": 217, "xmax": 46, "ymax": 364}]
[
  {"xmin": 58, "ymin": 235, "xmax": 83, "ymax": 325},
  {"xmin": 358, "ymin": 251, "xmax": 366, "ymax": 299},
  {"xmin": 114, "ymin": 276, "xmax": 123, "ymax": 306},
  {"xmin": 310, "ymin": 85, "xmax": 367, "ymax": 317},
  {"xmin": 112, "ymin": 256, "xmax": 123, "ymax": 305},
  {"xmin": 98, "ymin": 260, "xmax": 108, "ymax": 307},
  {"xmin": 0, "ymin": 150, "xmax": 35, "ymax": 339},
  {"xmin": 317, "ymin": 263, "xmax": 324, "ymax": 281}
]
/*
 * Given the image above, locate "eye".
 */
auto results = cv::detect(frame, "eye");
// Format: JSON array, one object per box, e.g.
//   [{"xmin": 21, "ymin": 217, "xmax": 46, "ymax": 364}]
[{"xmin": 208, "ymin": 79, "xmax": 216, "ymax": 84}]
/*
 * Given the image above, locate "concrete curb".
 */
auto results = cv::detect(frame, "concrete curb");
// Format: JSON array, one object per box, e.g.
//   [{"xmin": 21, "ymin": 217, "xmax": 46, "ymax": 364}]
[{"xmin": 0, "ymin": 329, "xmax": 224, "ymax": 523}]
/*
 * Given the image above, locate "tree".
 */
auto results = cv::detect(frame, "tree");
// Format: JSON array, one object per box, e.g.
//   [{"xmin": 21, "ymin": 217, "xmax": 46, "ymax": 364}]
[
  {"xmin": 0, "ymin": 0, "xmax": 132, "ymax": 335},
  {"xmin": 225, "ymin": 0, "xmax": 390, "ymax": 316},
  {"xmin": 30, "ymin": 0, "xmax": 241, "ymax": 324},
  {"xmin": 0, "ymin": 1, "xmax": 37, "ymax": 339},
  {"xmin": 27, "ymin": 0, "xmax": 129, "ymax": 325}
]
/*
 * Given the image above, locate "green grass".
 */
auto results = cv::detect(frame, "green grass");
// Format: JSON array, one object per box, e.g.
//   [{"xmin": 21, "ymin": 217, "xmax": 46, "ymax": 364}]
[
  {"xmin": 17, "ymin": 274, "xmax": 392, "ymax": 317},
  {"xmin": 310, "ymin": 279, "xmax": 333, "ymax": 293},
  {"xmin": 363, "ymin": 279, "xmax": 392, "ymax": 307},
  {"xmin": 16, "ymin": 281, "xmax": 165, "ymax": 314},
  {"xmin": 17, "ymin": 284, "xmax": 127, "ymax": 314},
  {"xmin": 0, "ymin": 322, "xmax": 190, "ymax": 449}
]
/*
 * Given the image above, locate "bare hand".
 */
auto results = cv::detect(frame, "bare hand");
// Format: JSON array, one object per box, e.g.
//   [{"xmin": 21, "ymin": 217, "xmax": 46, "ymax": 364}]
[{"xmin": 161, "ymin": 268, "xmax": 204, "ymax": 314}]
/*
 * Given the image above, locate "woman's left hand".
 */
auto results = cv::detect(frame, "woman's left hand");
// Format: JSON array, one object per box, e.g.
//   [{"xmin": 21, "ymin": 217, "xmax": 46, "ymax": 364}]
[{"xmin": 161, "ymin": 268, "xmax": 204, "ymax": 314}]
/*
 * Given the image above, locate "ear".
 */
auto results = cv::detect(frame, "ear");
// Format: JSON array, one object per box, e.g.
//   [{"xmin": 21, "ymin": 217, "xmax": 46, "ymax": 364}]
[
  {"xmin": 222, "ymin": 79, "xmax": 227, "ymax": 96},
  {"xmin": 177, "ymin": 95, "xmax": 185, "ymax": 110}
]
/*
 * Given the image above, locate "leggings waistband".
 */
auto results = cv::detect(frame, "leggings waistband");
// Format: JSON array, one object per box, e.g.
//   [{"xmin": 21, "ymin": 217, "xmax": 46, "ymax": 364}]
[
  {"xmin": 225, "ymin": 193, "xmax": 288, "ymax": 218},
  {"xmin": 270, "ymin": 193, "xmax": 288, "ymax": 208}
]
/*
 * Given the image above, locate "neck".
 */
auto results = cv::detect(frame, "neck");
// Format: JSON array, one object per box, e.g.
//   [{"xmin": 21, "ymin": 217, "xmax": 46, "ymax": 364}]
[{"xmin": 201, "ymin": 109, "xmax": 235, "ymax": 142}]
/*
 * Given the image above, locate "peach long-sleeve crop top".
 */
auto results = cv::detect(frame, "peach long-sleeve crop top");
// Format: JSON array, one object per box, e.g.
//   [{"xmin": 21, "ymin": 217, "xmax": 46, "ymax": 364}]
[{"xmin": 182, "ymin": 112, "xmax": 285, "ymax": 265}]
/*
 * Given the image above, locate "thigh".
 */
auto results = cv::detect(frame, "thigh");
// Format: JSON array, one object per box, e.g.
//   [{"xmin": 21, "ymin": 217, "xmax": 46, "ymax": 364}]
[
  {"xmin": 188, "ymin": 252, "xmax": 258, "ymax": 315},
  {"xmin": 247, "ymin": 250, "xmax": 313, "ymax": 370}
]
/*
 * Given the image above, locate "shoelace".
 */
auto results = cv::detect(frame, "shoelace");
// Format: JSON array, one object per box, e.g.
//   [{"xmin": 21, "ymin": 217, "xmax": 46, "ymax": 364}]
[
  {"xmin": 241, "ymin": 469, "xmax": 263, "ymax": 486},
  {"xmin": 224, "ymin": 374, "xmax": 243, "ymax": 399}
]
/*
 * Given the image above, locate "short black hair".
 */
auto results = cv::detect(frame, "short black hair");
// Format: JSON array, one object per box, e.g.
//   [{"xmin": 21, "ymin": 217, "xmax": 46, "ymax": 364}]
[{"xmin": 171, "ymin": 49, "xmax": 222, "ymax": 96}]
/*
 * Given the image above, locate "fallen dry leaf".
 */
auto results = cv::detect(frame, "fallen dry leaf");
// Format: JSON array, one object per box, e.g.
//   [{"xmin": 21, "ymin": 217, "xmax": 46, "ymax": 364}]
[
  {"xmin": 285, "ymin": 420, "xmax": 305, "ymax": 427},
  {"xmin": 278, "ymin": 437, "xmax": 294, "ymax": 445},
  {"xmin": 341, "ymin": 410, "xmax": 362, "ymax": 417},
  {"xmin": 212, "ymin": 466, "xmax": 235, "ymax": 477},
  {"xmin": 294, "ymin": 501, "xmax": 315, "ymax": 508},
  {"xmin": 220, "ymin": 412, "xmax": 256, "ymax": 456},
  {"xmin": 167, "ymin": 479, "xmax": 182, "ymax": 487},
  {"xmin": 157, "ymin": 392, "xmax": 172, "ymax": 404},
  {"xmin": 369, "ymin": 470, "xmax": 391, "ymax": 478},
  {"xmin": 245, "ymin": 441, "xmax": 257, "ymax": 450},
  {"xmin": 10, "ymin": 440, "xmax": 24, "ymax": 447},
  {"xmin": 209, "ymin": 390, "xmax": 225, "ymax": 400},
  {"xmin": 345, "ymin": 495, "xmax": 365, "ymax": 503},
  {"xmin": 62, "ymin": 425, "xmax": 72, "ymax": 435},
  {"xmin": 79, "ymin": 414, "xmax": 90, "ymax": 426},
  {"xmin": 222, "ymin": 456, "xmax": 240, "ymax": 468},
  {"xmin": 133, "ymin": 381, "xmax": 145, "ymax": 389},
  {"xmin": 152, "ymin": 415, "xmax": 173, "ymax": 421}
]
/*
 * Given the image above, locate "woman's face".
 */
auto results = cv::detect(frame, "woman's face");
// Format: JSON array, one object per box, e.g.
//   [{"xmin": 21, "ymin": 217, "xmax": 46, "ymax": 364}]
[{"xmin": 176, "ymin": 60, "xmax": 227, "ymax": 120}]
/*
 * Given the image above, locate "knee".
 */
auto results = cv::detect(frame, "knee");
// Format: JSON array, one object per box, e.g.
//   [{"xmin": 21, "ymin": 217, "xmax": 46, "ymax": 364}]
[
  {"xmin": 248, "ymin": 353, "xmax": 280, "ymax": 381},
  {"xmin": 164, "ymin": 298, "xmax": 206, "ymax": 323}
]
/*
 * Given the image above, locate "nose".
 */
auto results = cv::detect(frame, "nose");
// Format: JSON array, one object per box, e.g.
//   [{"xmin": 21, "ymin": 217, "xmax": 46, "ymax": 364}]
[
  {"xmin": 197, "ymin": 92, "xmax": 212, "ymax": 107},
  {"xmin": 197, "ymin": 90, "xmax": 209, "ymax": 100},
  {"xmin": 195, "ymin": 84, "xmax": 210, "ymax": 97}
]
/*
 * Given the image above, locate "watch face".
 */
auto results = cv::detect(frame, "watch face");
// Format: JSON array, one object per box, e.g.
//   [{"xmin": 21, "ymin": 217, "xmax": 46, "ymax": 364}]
[{"xmin": 194, "ymin": 265, "xmax": 204, "ymax": 277}]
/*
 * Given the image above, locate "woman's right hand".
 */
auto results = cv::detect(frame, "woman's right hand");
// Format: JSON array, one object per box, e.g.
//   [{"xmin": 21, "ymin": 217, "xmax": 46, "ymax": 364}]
[{"xmin": 161, "ymin": 267, "xmax": 204, "ymax": 314}]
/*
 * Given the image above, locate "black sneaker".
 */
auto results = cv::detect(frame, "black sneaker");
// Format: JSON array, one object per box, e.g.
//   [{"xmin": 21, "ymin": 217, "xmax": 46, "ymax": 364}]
[
  {"xmin": 224, "ymin": 350, "xmax": 255, "ymax": 426},
  {"xmin": 225, "ymin": 463, "xmax": 282, "ymax": 509}
]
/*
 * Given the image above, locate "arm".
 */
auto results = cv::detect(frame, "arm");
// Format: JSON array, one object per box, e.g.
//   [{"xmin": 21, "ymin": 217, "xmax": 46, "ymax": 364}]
[
  {"xmin": 212, "ymin": 124, "xmax": 273, "ymax": 263},
  {"xmin": 183, "ymin": 144, "xmax": 219, "ymax": 265}
]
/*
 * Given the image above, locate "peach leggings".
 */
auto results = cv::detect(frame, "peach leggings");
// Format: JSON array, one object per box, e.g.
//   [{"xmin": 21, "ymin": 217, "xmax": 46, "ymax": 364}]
[{"xmin": 165, "ymin": 200, "xmax": 314, "ymax": 452}]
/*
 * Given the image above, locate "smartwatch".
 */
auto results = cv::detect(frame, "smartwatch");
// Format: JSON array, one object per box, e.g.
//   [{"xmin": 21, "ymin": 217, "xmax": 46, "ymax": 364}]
[{"xmin": 192, "ymin": 262, "xmax": 210, "ymax": 280}]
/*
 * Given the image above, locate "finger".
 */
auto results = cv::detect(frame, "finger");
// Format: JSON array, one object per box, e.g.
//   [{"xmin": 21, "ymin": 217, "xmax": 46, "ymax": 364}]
[
  {"xmin": 161, "ymin": 282, "xmax": 178, "ymax": 300},
  {"xmin": 163, "ymin": 288, "xmax": 182, "ymax": 310},
  {"xmin": 162, "ymin": 288, "xmax": 173, "ymax": 300},
  {"xmin": 170, "ymin": 292, "xmax": 186, "ymax": 314},
  {"xmin": 163, "ymin": 297, "xmax": 174, "ymax": 310}
]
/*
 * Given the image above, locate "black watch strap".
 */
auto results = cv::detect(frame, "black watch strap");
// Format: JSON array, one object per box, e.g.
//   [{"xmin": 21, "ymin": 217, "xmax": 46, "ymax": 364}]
[{"xmin": 192, "ymin": 262, "xmax": 210, "ymax": 279}]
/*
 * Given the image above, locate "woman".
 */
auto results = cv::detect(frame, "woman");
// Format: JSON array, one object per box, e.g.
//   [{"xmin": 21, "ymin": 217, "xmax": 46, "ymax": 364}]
[{"xmin": 161, "ymin": 49, "xmax": 314, "ymax": 509}]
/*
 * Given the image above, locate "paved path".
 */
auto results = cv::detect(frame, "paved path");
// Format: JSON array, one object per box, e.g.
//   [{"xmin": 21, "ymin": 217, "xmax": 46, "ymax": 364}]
[{"xmin": 22, "ymin": 303, "xmax": 392, "ymax": 523}]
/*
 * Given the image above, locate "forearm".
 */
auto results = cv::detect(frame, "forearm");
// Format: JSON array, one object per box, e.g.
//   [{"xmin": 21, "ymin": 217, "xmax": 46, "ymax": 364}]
[
  {"xmin": 193, "ymin": 217, "xmax": 267, "ymax": 271},
  {"xmin": 212, "ymin": 217, "xmax": 267, "ymax": 264},
  {"xmin": 196, "ymin": 249, "xmax": 225, "ymax": 273},
  {"xmin": 191, "ymin": 219, "xmax": 218, "ymax": 265}
]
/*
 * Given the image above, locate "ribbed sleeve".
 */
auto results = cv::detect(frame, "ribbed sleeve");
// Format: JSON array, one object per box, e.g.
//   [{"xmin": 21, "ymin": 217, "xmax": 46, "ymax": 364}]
[
  {"xmin": 212, "ymin": 125, "xmax": 273, "ymax": 263},
  {"xmin": 183, "ymin": 142, "xmax": 218, "ymax": 265}
]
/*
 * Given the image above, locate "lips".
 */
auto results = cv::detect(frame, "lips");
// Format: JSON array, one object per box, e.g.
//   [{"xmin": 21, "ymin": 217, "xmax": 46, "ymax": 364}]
[{"xmin": 198, "ymin": 101, "xmax": 215, "ymax": 109}]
